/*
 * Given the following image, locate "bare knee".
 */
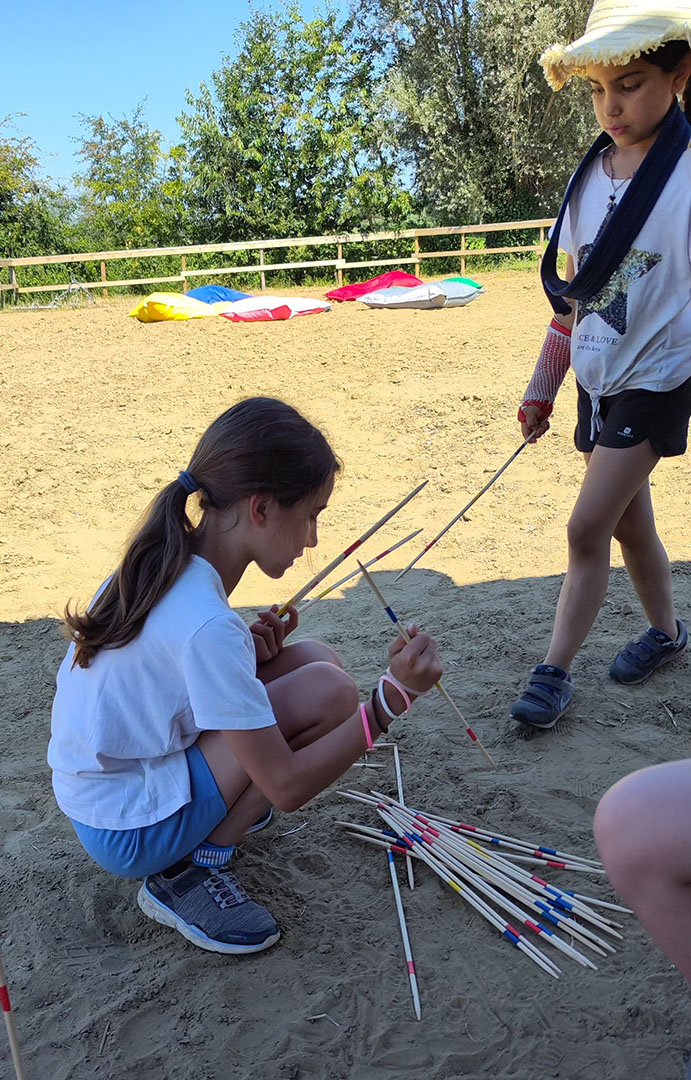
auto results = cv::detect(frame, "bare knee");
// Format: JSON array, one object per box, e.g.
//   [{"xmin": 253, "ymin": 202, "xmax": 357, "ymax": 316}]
[
  {"xmin": 285, "ymin": 639, "xmax": 345, "ymax": 670},
  {"xmin": 594, "ymin": 772, "xmax": 656, "ymax": 890},
  {"xmin": 307, "ymin": 660, "xmax": 359, "ymax": 729},
  {"xmin": 566, "ymin": 512, "xmax": 611, "ymax": 559}
]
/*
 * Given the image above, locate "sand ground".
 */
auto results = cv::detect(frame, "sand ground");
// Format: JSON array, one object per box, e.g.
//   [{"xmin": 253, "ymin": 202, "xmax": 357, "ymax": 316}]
[{"xmin": 1, "ymin": 271, "xmax": 690, "ymax": 1079}]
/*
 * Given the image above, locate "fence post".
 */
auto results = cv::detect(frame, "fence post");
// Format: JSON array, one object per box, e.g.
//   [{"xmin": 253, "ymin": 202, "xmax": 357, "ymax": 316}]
[
  {"xmin": 414, "ymin": 234, "xmax": 420, "ymax": 278},
  {"xmin": 538, "ymin": 226, "xmax": 545, "ymax": 268},
  {"xmin": 9, "ymin": 266, "xmax": 18, "ymax": 304},
  {"xmin": 259, "ymin": 250, "xmax": 266, "ymax": 291},
  {"xmin": 100, "ymin": 260, "xmax": 108, "ymax": 299},
  {"xmin": 337, "ymin": 243, "xmax": 343, "ymax": 287},
  {"xmin": 181, "ymin": 255, "xmax": 187, "ymax": 292},
  {"xmin": 461, "ymin": 233, "xmax": 466, "ymax": 276}
]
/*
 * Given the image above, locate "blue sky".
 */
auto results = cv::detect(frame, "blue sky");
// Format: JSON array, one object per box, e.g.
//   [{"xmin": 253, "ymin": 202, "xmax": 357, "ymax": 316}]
[{"xmin": 3, "ymin": 0, "xmax": 334, "ymax": 186}]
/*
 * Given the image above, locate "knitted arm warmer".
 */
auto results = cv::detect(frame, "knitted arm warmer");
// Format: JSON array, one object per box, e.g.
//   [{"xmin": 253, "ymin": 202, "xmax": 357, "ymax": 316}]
[{"xmin": 518, "ymin": 318, "xmax": 572, "ymax": 422}]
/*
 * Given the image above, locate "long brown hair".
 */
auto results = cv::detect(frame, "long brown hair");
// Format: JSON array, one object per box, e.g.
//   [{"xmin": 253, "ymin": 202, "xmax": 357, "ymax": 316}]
[
  {"xmin": 645, "ymin": 40, "xmax": 691, "ymax": 121},
  {"xmin": 65, "ymin": 397, "xmax": 340, "ymax": 668}
]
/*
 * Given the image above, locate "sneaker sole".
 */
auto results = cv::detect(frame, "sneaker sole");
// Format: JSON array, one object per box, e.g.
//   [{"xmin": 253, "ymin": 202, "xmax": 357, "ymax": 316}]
[
  {"xmin": 137, "ymin": 884, "xmax": 280, "ymax": 955},
  {"xmin": 610, "ymin": 643, "xmax": 687, "ymax": 685},
  {"xmin": 245, "ymin": 807, "xmax": 273, "ymax": 835},
  {"xmin": 510, "ymin": 699, "xmax": 572, "ymax": 730}
]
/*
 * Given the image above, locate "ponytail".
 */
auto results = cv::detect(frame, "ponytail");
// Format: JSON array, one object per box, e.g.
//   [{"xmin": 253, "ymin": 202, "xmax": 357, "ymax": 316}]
[
  {"xmin": 684, "ymin": 75, "xmax": 691, "ymax": 122},
  {"xmin": 66, "ymin": 482, "xmax": 195, "ymax": 668},
  {"xmin": 65, "ymin": 397, "xmax": 339, "ymax": 668}
]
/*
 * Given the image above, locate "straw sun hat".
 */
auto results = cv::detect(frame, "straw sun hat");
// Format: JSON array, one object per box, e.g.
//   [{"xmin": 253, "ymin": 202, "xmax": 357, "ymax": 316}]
[{"xmin": 541, "ymin": 0, "xmax": 691, "ymax": 89}]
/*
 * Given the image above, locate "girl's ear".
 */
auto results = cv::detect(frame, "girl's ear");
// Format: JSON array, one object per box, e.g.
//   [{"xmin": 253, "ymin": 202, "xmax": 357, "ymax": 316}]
[
  {"xmin": 248, "ymin": 493, "xmax": 272, "ymax": 527},
  {"xmin": 673, "ymin": 54, "xmax": 691, "ymax": 94}
]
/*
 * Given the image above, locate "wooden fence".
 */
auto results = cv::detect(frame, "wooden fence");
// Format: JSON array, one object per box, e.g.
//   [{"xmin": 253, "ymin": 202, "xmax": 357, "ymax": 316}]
[{"xmin": 0, "ymin": 219, "xmax": 555, "ymax": 301}]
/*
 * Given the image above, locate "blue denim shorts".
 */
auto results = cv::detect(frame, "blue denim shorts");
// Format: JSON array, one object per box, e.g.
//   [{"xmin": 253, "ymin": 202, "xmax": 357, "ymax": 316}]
[{"xmin": 70, "ymin": 742, "xmax": 227, "ymax": 879}]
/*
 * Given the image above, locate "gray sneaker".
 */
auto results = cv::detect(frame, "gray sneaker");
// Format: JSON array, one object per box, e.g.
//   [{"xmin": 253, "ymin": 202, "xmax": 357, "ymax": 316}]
[
  {"xmin": 137, "ymin": 864, "xmax": 280, "ymax": 954},
  {"xmin": 245, "ymin": 807, "xmax": 273, "ymax": 834}
]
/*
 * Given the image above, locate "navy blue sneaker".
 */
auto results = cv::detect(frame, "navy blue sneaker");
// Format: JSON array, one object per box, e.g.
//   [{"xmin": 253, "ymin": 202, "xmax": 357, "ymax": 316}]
[
  {"xmin": 137, "ymin": 863, "xmax": 280, "ymax": 954},
  {"xmin": 610, "ymin": 620, "xmax": 687, "ymax": 685},
  {"xmin": 510, "ymin": 664, "xmax": 574, "ymax": 729}
]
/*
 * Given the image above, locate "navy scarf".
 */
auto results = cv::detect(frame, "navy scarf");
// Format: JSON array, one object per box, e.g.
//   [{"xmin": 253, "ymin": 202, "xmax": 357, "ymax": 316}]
[{"xmin": 541, "ymin": 103, "xmax": 691, "ymax": 315}]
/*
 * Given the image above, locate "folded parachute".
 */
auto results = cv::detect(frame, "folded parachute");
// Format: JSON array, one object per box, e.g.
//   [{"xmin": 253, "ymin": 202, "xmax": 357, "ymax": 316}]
[
  {"xmin": 220, "ymin": 296, "xmax": 330, "ymax": 322},
  {"xmin": 128, "ymin": 292, "xmax": 229, "ymax": 322},
  {"xmin": 186, "ymin": 285, "xmax": 252, "ymax": 303},
  {"xmin": 325, "ymin": 271, "xmax": 423, "ymax": 302},
  {"xmin": 129, "ymin": 291, "xmax": 330, "ymax": 323},
  {"xmin": 358, "ymin": 277, "xmax": 484, "ymax": 310}
]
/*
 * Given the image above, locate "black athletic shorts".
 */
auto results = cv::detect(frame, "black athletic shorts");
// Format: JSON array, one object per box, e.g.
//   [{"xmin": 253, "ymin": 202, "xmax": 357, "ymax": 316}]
[{"xmin": 575, "ymin": 375, "xmax": 691, "ymax": 457}]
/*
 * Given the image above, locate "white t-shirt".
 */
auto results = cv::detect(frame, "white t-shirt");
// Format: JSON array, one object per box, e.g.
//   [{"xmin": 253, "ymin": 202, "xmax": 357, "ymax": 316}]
[
  {"xmin": 558, "ymin": 147, "xmax": 691, "ymax": 432},
  {"xmin": 48, "ymin": 556, "xmax": 276, "ymax": 830}
]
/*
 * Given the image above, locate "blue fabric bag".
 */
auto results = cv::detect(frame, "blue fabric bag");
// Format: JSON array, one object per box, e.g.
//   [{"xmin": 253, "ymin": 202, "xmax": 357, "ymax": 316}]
[{"xmin": 187, "ymin": 285, "xmax": 252, "ymax": 304}]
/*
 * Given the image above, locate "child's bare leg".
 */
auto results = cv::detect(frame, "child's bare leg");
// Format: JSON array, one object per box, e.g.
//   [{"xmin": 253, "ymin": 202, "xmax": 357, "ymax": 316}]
[
  {"xmin": 612, "ymin": 481, "xmax": 678, "ymax": 639},
  {"xmin": 544, "ymin": 440, "xmax": 660, "ymax": 672},
  {"xmin": 594, "ymin": 760, "xmax": 691, "ymax": 981},
  {"xmin": 196, "ymin": 652, "xmax": 358, "ymax": 846},
  {"xmin": 256, "ymin": 639, "xmax": 346, "ymax": 681}
]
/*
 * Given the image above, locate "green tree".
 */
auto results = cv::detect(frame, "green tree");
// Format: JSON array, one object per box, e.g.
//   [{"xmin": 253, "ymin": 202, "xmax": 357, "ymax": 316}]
[
  {"xmin": 0, "ymin": 115, "xmax": 75, "ymax": 258},
  {"xmin": 356, "ymin": 0, "xmax": 595, "ymax": 224},
  {"xmin": 179, "ymin": 4, "xmax": 415, "ymax": 241},
  {"xmin": 74, "ymin": 104, "xmax": 189, "ymax": 249}
]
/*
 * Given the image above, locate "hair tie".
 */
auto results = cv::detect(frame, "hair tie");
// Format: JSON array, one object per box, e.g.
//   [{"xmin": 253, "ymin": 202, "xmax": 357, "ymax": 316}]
[{"xmin": 177, "ymin": 470, "xmax": 199, "ymax": 495}]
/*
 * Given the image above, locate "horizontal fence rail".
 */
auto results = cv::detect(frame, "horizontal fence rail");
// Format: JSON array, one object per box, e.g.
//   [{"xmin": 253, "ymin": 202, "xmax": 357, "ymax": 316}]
[{"xmin": 0, "ymin": 219, "xmax": 556, "ymax": 300}]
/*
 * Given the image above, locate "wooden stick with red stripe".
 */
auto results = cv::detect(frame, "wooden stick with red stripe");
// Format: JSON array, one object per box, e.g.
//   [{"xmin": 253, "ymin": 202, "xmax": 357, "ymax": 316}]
[
  {"xmin": 386, "ymin": 849, "xmax": 421, "ymax": 1019},
  {"xmin": 297, "ymin": 530, "xmax": 422, "ymax": 615},
  {"xmin": 0, "ymin": 948, "xmax": 25, "ymax": 1080},
  {"xmin": 356, "ymin": 561, "xmax": 496, "ymax": 766},
  {"xmin": 277, "ymin": 481, "xmax": 428, "ymax": 615}
]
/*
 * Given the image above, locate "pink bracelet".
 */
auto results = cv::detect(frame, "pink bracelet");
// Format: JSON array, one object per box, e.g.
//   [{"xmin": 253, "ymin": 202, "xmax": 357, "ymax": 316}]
[
  {"xmin": 385, "ymin": 667, "xmax": 430, "ymax": 697},
  {"xmin": 360, "ymin": 703, "xmax": 374, "ymax": 749},
  {"xmin": 378, "ymin": 674, "xmax": 412, "ymax": 719}
]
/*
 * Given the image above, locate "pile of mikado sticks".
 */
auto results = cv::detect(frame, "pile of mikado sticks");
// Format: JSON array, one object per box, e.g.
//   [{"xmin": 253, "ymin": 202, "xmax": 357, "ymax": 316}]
[{"xmin": 337, "ymin": 776, "xmax": 631, "ymax": 1018}]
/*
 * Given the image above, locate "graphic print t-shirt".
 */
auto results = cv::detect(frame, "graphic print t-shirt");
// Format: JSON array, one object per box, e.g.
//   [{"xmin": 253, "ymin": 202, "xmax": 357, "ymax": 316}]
[{"xmin": 558, "ymin": 147, "xmax": 691, "ymax": 402}]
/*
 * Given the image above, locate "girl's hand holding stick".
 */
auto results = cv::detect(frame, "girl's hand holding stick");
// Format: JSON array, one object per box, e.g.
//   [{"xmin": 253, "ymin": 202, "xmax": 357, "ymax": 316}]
[
  {"xmin": 519, "ymin": 404, "xmax": 551, "ymax": 443},
  {"xmin": 358, "ymin": 560, "xmax": 496, "ymax": 766},
  {"xmin": 250, "ymin": 604, "xmax": 299, "ymax": 663}
]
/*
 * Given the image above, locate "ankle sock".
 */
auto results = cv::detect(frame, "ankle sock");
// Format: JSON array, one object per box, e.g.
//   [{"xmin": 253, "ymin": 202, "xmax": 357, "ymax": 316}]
[{"xmin": 191, "ymin": 842, "xmax": 236, "ymax": 868}]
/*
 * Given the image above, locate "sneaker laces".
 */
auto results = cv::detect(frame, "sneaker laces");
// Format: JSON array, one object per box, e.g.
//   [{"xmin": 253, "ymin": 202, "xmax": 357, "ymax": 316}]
[{"xmin": 204, "ymin": 869, "xmax": 250, "ymax": 910}]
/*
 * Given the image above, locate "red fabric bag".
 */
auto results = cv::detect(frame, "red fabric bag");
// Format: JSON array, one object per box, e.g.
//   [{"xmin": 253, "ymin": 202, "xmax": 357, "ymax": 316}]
[{"xmin": 325, "ymin": 271, "xmax": 423, "ymax": 302}]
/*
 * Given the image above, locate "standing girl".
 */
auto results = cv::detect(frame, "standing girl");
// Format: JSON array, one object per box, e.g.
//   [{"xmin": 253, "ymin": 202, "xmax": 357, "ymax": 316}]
[
  {"xmin": 511, "ymin": 0, "xmax": 691, "ymax": 728},
  {"xmin": 48, "ymin": 397, "xmax": 442, "ymax": 953}
]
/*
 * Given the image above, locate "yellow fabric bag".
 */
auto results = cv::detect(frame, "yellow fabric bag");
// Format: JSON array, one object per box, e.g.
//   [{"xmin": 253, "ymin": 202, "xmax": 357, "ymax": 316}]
[{"xmin": 128, "ymin": 292, "xmax": 223, "ymax": 322}]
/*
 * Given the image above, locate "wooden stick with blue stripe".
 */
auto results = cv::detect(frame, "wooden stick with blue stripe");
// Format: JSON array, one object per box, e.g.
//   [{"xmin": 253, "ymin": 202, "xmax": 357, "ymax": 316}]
[
  {"xmin": 386, "ymin": 849, "xmax": 422, "ymax": 1020},
  {"xmin": 356, "ymin": 561, "xmax": 495, "ymax": 766}
]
